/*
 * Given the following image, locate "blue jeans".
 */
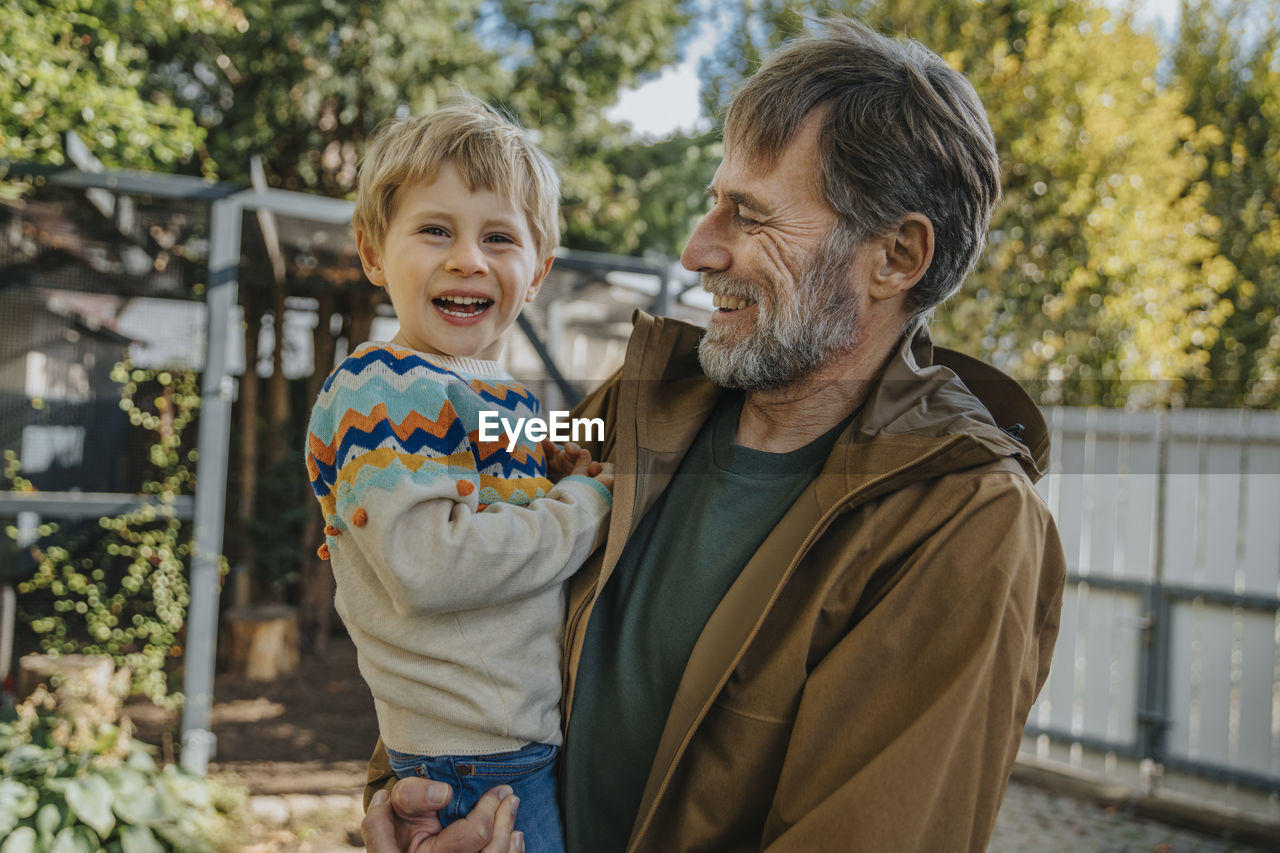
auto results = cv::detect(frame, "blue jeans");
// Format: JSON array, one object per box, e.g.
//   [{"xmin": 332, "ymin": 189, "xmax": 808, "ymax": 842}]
[{"xmin": 387, "ymin": 742, "xmax": 565, "ymax": 853}]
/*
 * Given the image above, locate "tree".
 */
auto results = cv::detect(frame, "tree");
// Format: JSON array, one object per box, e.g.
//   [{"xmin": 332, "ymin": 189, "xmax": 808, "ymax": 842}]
[
  {"xmin": 694, "ymin": 0, "xmax": 1238, "ymax": 406},
  {"xmin": 0, "ymin": 0, "xmax": 238, "ymax": 176},
  {"xmin": 1173, "ymin": 0, "xmax": 1280, "ymax": 407},
  {"xmin": 142, "ymin": 0, "xmax": 700, "ymax": 645}
]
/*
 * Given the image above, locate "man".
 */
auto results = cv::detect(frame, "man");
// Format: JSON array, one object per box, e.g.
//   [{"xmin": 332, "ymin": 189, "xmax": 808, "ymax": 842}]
[{"xmin": 363, "ymin": 17, "xmax": 1065, "ymax": 853}]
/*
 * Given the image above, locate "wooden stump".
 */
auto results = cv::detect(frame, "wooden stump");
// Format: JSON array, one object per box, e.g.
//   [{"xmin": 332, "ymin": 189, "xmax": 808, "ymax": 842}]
[{"xmin": 222, "ymin": 605, "xmax": 301, "ymax": 681}]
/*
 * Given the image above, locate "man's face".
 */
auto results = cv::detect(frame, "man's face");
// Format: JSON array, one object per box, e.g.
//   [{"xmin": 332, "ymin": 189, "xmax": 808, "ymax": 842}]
[{"xmin": 681, "ymin": 116, "xmax": 865, "ymax": 390}]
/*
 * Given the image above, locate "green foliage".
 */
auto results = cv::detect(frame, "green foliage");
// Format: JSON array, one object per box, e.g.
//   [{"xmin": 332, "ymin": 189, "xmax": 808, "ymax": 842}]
[
  {"xmin": 136, "ymin": 0, "xmax": 697, "ymax": 238},
  {"xmin": 6, "ymin": 0, "xmax": 700, "ymax": 254},
  {"xmin": 0, "ymin": 685, "xmax": 242, "ymax": 852},
  {"xmin": 693, "ymin": 0, "xmax": 1259, "ymax": 406},
  {"xmin": 0, "ymin": 0, "xmax": 240, "ymax": 174},
  {"xmin": 927, "ymin": 1, "xmax": 1225, "ymax": 406},
  {"xmin": 568, "ymin": 130, "xmax": 723, "ymax": 257},
  {"xmin": 11, "ymin": 0, "xmax": 1277, "ymax": 408},
  {"xmin": 1173, "ymin": 0, "xmax": 1280, "ymax": 406},
  {"xmin": 9, "ymin": 365, "xmax": 209, "ymax": 707}
]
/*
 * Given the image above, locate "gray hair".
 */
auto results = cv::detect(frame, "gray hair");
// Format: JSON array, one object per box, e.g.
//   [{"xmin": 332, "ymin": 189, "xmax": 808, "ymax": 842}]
[{"xmin": 724, "ymin": 17, "xmax": 1001, "ymax": 324}]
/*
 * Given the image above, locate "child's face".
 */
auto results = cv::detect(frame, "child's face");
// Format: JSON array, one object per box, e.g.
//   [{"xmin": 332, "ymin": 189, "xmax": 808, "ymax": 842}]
[{"xmin": 356, "ymin": 162, "xmax": 552, "ymax": 361}]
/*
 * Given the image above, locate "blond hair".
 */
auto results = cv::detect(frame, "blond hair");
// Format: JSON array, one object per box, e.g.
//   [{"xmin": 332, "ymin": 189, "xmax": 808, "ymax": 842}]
[{"xmin": 353, "ymin": 97, "xmax": 561, "ymax": 263}]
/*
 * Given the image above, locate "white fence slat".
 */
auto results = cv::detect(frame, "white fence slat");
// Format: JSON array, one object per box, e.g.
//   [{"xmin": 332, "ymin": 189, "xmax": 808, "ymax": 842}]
[
  {"xmin": 1202, "ymin": 441, "xmax": 1244, "ymax": 592},
  {"xmin": 1107, "ymin": 592, "xmax": 1142, "ymax": 744},
  {"xmin": 1195, "ymin": 604, "xmax": 1235, "ymax": 765},
  {"xmin": 1167, "ymin": 603, "xmax": 1196, "ymax": 760},
  {"xmin": 1055, "ymin": 434, "xmax": 1088, "ymax": 574},
  {"xmin": 1121, "ymin": 440, "xmax": 1160, "ymax": 582},
  {"xmin": 1241, "ymin": 445, "xmax": 1280, "ymax": 597},
  {"xmin": 1086, "ymin": 438, "xmax": 1120, "ymax": 579},
  {"xmin": 1237, "ymin": 612, "xmax": 1278, "ymax": 776},
  {"xmin": 1081, "ymin": 586, "xmax": 1115, "ymax": 738},
  {"xmin": 1045, "ymin": 585, "xmax": 1081, "ymax": 733},
  {"xmin": 1163, "ymin": 440, "xmax": 1204, "ymax": 586}
]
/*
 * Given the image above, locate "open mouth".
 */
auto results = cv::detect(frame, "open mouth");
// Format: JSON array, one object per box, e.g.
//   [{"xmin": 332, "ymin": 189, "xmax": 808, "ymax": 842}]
[
  {"xmin": 433, "ymin": 295, "xmax": 494, "ymax": 318},
  {"xmin": 712, "ymin": 293, "xmax": 758, "ymax": 312}
]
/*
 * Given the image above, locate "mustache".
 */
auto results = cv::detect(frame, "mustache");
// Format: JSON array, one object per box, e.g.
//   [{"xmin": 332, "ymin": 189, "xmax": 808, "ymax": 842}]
[{"xmin": 700, "ymin": 273, "xmax": 764, "ymax": 302}]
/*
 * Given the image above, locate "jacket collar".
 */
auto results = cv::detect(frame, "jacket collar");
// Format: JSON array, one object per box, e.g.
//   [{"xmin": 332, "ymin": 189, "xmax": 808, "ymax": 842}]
[
  {"xmin": 620, "ymin": 311, "xmax": 1049, "ymax": 851},
  {"xmin": 623, "ymin": 310, "xmax": 1048, "ymax": 487}
]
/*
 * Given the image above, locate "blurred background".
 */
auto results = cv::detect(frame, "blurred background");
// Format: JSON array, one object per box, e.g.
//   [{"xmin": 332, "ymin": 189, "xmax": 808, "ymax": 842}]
[{"xmin": 2, "ymin": 0, "xmax": 1279, "ymax": 849}]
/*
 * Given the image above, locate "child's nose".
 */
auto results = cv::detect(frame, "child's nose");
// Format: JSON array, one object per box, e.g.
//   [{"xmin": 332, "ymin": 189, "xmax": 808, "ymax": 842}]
[{"xmin": 447, "ymin": 241, "xmax": 488, "ymax": 276}]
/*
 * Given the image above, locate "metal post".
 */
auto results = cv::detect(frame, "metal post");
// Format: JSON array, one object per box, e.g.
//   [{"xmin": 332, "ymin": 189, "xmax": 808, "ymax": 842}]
[
  {"xmin": 180, "ymin": 194, "xmax": 242, "ymax": 774},
  {"xmin": 651, "ymin": 257, "xmax": 671, "ymax": 317},
  {"xmin": 516, "ymin": 313, "xmax": 581, "ymax": 407},
  {"xmin": 1136, "ymin": 408, "xmax": 1172, "ymax": 783}
]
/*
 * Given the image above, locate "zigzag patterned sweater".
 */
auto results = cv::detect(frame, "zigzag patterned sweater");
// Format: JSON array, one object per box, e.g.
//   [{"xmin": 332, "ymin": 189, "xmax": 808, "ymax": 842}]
[{"xmin": 306, "ymin": 342, "xmax": 612, "ymax": 755}]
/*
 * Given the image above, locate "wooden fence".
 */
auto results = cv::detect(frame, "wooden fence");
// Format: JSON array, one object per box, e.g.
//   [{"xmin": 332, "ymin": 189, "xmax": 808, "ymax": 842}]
[{"xmin": 1026, "ymin": 407, "xmax": 1280, "ymax": 797}]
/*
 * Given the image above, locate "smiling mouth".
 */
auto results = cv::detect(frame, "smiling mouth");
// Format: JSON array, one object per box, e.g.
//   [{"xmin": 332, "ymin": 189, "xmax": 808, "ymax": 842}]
[
  {"xmin": 433, "ymin": 295, "xmax": 494, "ymax": 317},
  {"xmin": 712, "ymin": 293, "xmax": 758, "ymax": 312}
]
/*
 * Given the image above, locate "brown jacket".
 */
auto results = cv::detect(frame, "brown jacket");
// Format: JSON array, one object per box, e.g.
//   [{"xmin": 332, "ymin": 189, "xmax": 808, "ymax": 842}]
[{"xmin": 367, "ymin": 312, "xmax": 1066, "ymax": 852}]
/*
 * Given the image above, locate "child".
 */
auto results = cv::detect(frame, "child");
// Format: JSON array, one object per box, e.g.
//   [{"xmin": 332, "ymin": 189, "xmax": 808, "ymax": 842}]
[{"xmin": 305, "ymin": 97, "xmax": 613, "ymax": 853}]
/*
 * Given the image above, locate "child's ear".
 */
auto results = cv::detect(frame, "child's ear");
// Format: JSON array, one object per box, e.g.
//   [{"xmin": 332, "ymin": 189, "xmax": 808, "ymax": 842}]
[
  {"xmin": 356, "ymin": 228, "xmax": 387, "ymax": 288},
  {"xmin": 525, "ymin": 256, "xmax": 555, "ymax": 302}
]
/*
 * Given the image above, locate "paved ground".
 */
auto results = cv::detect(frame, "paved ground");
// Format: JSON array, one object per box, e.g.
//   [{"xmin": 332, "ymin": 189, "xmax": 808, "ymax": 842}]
[
  {"xmin": 988, "ymin": 780, "xmax": 1271, "ymax": 852},
  {"xmin": 125, "ymin": 633, "xmax": 1274, "ymax": 851},
  {"xmin": 228, "ymin": 776, "xmax": 1275, "ymax": 851}
]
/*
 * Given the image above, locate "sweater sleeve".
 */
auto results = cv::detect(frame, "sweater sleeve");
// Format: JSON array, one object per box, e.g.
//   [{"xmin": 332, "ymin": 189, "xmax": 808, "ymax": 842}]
[{"xmin": 306, "ymin": 355, "xmax": 612, "ymax": 617}]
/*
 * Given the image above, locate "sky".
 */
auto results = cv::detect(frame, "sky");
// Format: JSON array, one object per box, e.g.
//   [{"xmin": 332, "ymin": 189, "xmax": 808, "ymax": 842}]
[{"xmin": 605, "ymin": 0, "xmax": 1187, "ymax": 138}]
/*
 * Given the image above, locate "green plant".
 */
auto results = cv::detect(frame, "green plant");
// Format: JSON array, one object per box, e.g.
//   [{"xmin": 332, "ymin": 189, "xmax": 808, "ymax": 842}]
[
  {"xmin": 0, "ymin": 676, "xmax": 244, "ymax": 853},
  {"xmin": 7, "ymin": 363, "xmax": 218, "ymax": 707}
]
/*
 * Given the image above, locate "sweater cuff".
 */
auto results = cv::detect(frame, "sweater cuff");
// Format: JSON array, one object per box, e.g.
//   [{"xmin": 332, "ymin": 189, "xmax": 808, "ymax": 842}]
[{"xmin": 556, "ymin": 474, "xmax": 614, "ymax": 507}]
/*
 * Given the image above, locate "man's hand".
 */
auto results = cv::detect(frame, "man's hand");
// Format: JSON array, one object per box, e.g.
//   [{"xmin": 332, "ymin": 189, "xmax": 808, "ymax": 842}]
[{"xmin": 361, "ymin": 778, "xmax": 524, "ymax": 853}]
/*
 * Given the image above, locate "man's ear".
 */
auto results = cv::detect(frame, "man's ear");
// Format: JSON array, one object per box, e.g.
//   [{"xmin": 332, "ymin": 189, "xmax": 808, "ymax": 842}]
[
  {"xmin": 356, "ymin": 228, "xmax": 387, "ymax": 288},
  {"xmin": 525, "ymin": 256, "xmax": 555, "ymax": 302},
  {"xmin": 868, "ymin": 213, "xmax": 934, "ymax": 301}
]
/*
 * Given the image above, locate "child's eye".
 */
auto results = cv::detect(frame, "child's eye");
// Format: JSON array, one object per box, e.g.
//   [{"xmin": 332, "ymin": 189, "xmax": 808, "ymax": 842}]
[
  {"xmin": 485, "ymin": 233, "xmax": 516, "ymax": 244},
  {"xmin": 418, "ymin": 226, "xmax": 448, "ymax": 237}
]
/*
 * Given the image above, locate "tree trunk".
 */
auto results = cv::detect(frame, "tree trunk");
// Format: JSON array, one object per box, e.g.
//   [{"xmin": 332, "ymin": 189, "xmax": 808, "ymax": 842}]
[
  {"xmin": 299, "ymin": 290, "xmax": 338, "ymax": 655},
  {"xmin": 265, "ymin": 277, "xmax": 290, "ymax": 465},
  {"xmin": 235, "ymin": 290, "xmax": 262, "ymax": 608},
  {"xmin": 220, "ymin": 605, "xmax": 301, "ymax": 681}
]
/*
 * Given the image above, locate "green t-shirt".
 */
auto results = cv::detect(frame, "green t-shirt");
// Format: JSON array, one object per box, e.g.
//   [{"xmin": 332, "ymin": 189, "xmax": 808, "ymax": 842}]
[{"xmin": 562, "ymin": 393, "xmax": 850, "ymax": 853}]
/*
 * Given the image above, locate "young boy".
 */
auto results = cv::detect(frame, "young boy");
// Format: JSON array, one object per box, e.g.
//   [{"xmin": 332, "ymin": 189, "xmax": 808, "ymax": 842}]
[{"xmin": 305, "ymin": 98, "xmax": 613, "ymax": 853}]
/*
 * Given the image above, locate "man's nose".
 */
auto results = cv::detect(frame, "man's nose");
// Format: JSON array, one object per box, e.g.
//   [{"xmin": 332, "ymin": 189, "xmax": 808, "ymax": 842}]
[
  {"xmin": 681, "ymin": 210, "xmax": 731, "ymax": 273},
  {"xmin": 447, "ymin": 241, "xmax": 488, "ymax": 276}
]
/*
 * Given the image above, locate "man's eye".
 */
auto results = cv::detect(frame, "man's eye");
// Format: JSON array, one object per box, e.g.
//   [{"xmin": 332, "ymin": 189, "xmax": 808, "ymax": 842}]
[{"xmin": 735, "ymin": 214, "xmax": 761, "ymax": 228}]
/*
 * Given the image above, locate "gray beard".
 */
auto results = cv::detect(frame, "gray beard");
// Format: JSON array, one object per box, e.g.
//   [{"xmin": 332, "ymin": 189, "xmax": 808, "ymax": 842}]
[{"xmin": 697, "ymin": 227, "xmax": 863, "ymax": 391}]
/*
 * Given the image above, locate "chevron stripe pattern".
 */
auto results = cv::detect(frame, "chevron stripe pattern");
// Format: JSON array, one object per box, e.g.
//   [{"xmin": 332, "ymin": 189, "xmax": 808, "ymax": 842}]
[{"xmin": 306, "ymin": 344, "xmax": 552, "ymax": 536}]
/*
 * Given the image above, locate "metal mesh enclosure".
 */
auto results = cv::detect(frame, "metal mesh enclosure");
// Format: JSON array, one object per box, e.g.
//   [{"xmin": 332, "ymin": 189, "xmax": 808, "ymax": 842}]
[{"xmin": 0, "ymin": 185, "xmax": 210, "ymax": 495}]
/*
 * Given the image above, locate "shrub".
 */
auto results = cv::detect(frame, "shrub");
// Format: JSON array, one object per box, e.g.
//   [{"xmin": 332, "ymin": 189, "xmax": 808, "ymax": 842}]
[
  {"xmin": 7, "ymin": 363, "xmax": 219, "ymax": 708},
  {"xmin": 0, "ymin": 667, "xmax": 245, "ymax": 853}
]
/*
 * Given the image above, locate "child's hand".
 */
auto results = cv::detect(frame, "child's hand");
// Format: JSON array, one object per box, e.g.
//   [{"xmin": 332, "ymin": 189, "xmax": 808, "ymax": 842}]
[
  {"xmin": 543, "ymin": 440, "xmax": 588, "ymax": 483},
  {"xmin": 569, "ymin": 451, "xmax": 614, "ymax": 493}
]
